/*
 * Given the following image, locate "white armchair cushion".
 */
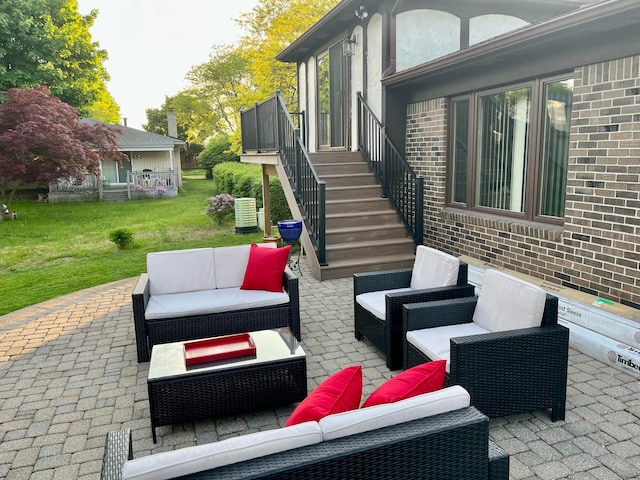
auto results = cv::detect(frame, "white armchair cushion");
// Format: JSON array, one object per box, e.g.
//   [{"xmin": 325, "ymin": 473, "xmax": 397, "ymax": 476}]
[
  {"xmin": 355, "ymin": 288, "xmax": 413, "ymax": 320},
  {"xmin": 410, "ymin": 246, "xmax": 460, "ymax": 290},
  {"xmin": 147, "ymin": 248, "xmax": 215, "ymax": 295},
  {"xmin": 214, "ymin": 243, "xmax": 277, "ymax": 288},
  {"xmin": 472, "ymin": 270, "xmax": 547, "ymax": 332},
  {"xmin": 406, "ymin": 322, "xmax": 490, "ymax": 372},
  {"xmin": 122, "ymin": 421, "xmax": 322, "ymax": 480},
  {"xmin": 145, "ymin": 287, "xmax": 290, "ymax": 320},
  {"xmin": 319, "ymin": 385, "xmax": 470, "ymax": 441}
]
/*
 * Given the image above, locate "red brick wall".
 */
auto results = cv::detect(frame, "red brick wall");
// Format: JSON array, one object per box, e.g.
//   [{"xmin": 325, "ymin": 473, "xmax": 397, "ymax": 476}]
[{"xmin": 405, "ymin": 55, "xmax": 640, "ymax": 309}]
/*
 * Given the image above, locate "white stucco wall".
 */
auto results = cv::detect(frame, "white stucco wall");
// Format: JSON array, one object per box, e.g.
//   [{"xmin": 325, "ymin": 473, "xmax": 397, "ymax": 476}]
[
  {"xmin": 397, "ymin": 10, "xmax": 460, "ymax": 71},
  {"xmin": 366, "ymin": 13, "xmax": 383, "ymax": 120},
  {"xmin": 306, "ymin": 57, "xmax": 317, "ymax": 152},
  {"xmin": 469, "ymin": 14, "xmax": 529, "ymax": 46},
  {"xmin": 298, "ymin": 62, "xmax": 308, "ymax": 147},
  {"xmin": 350, "ymin": 25, "xmax": 365, "ymax": 151}
]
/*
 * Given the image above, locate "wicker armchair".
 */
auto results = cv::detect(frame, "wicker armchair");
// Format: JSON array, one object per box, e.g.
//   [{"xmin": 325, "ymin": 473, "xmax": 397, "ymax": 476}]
[
  {"xmin": 354, "ymin": 246, "xmax": 475, "ymax": 370},
  {"xmin": 403, "ymin": 269, "xmax": 569, "ymax": 421}
]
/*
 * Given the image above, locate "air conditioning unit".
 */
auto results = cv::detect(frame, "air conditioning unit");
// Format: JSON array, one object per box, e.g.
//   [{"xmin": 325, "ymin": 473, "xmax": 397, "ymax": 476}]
[{"xmin": 234, "ymin": 197, "xmax": 258, "ymax": 234}]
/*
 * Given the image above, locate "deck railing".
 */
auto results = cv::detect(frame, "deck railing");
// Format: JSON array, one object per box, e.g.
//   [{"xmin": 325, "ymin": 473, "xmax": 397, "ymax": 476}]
[
  {"xmin": 241, "ymin": 92, "xmax": 326, "ymax": 265},
  {"xmin": 357, "ymin": 93, "xmax": 424, "ymax": 244},
  {"xmin": 49, "ymin": 173, "xmax": 98, "ymax": 192}
]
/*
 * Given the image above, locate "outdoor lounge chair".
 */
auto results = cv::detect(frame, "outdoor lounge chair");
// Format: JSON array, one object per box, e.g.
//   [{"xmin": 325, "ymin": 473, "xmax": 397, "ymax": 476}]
[
  {"xmin": 353, "ymin": 246, "xmax": 475, "ymax": 370},
  {"xmin": 403, "ymin": 269, "xmax": 569, "ymax": 421}
]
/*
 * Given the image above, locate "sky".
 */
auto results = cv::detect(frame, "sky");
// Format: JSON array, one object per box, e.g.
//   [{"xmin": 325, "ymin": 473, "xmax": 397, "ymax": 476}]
[{"xmin": 77, "ymin": 0, "xmax": 261, "ymax": 130}]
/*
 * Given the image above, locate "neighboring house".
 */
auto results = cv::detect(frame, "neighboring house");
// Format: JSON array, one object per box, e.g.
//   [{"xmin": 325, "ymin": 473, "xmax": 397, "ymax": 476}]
[
  {"xmin": 248, "ymin": 0, "xmax": 640, "ymax": 310},
  {"xmin": 48, "ymin": 119, "xmax": 185, "ymax": 202}
]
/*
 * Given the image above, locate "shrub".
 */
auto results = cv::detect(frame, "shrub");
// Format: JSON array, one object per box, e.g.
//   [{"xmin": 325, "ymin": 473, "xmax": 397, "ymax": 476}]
[
  {"xmin": 212, "ymin": 163, "xmax": 291, "ymax": 223},
  {"xmin": 205, "ymin": 193, "xmax": 235, "ymax": 225},
  {"xmin": 109, "ymin": 228, "xmax": 135, "ymax": 249}
]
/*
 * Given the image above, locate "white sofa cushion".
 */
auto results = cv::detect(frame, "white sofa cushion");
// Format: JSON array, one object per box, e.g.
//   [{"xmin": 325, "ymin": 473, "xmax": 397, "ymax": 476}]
[
  {"xmin": 145, "ymin": 287, "xmax": 290, "ymax": 320},
  {"xmin": 406, "ymin": 322, "xmax": 490, "ymax": 372},
  {"xmin": 472, "ymin": 269, "xmax": 547, "ymax": 332},
  {"xmin": 214, "ymin": 243, "xmax": 277, "ymax": 289},
  {"xmin": 410, "ymin": 246, "xmax": 460, "ymax": 290},
  {"xmin": 122, "ymin": 421, "xmax": 322, "ymax": 480},
  {"xmin": 147, "ymin": 248, "xmax": 215, "ymax": 295},
  {"xmin": 355, "ymin": 288, "xmax": 413, "ymax": 320},
  {"xmin": 319, "ymin": 385, "xmax": 470, "ymax": 441}
]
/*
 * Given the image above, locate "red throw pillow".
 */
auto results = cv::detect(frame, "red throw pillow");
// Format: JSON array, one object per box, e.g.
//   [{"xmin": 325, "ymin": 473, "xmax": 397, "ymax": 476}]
[
  {"xmin": 361, "ymin": 360, "xmax": 446, "ymax": 408},
  {"xmin": 285, "ymin": 366, "xmax": 362, "ymax": 426},
  {"xmin": 240, "ymin": 243, "xmax": 291, "ymax": 292}
]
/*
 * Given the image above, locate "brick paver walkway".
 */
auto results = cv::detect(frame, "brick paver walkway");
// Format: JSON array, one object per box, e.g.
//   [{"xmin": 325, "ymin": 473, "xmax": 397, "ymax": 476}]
[{"xmin": 1, "ymin": 262, "xmax": 639, "ymax": 479}]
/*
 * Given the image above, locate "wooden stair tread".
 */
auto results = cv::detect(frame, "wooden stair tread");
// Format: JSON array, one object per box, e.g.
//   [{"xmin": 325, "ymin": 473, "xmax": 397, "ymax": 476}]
[
  {"xmin": 325, "ymin": 238, "xmax": 415, "ymax": 251},
  {"xmin": 321, "ymin": 254, "xmax": 415, "ymax": 268},
  {"xmin": 326, "ymin": 224, "xmax": 407, "ymax": 234}
]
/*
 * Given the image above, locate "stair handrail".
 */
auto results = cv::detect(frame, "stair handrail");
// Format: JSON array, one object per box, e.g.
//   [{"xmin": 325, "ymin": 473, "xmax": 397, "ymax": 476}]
[
  {"xmin": 240, "ymin": 91, "xmax": 326, "ymax": 265},
  {"xmin": 357, "ymin": 92, "xmax": 424, "ymax": 244}
]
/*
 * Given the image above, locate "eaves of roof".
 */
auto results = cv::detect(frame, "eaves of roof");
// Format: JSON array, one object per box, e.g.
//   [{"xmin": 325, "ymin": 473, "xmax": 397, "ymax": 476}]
[
  {"xmin": 81, "ymin": 119, "xmax": 185, "ymax": 150},
  {"xmin": 383, "ymin": 0, "xmax": 640, "ymax": 89},
  {"xmin": 276, "ymin": 0, "xmax": 591, "ymax": 63}
]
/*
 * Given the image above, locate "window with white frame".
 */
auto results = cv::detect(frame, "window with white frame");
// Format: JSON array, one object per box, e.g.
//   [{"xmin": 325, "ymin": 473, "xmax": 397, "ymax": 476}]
[{"xmin": 448, "ymin": 76, "xmax": 573, "ymax": 223}]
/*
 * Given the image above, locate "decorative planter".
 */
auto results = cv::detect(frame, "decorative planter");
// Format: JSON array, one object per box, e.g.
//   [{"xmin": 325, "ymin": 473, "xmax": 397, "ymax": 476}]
[{"xmin": 277, "ymin": 220, "xmax": 303, "ymax": 243}]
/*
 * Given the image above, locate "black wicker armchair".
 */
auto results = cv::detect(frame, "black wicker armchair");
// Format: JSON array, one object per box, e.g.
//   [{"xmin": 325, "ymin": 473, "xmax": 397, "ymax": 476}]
[
  {"xmin": 354, "ymin": 246, "xmax": 475, "ymax": 370},
  {"xmin": 403, "ymin": 270, "xmax": 569, "ymax": 422}
]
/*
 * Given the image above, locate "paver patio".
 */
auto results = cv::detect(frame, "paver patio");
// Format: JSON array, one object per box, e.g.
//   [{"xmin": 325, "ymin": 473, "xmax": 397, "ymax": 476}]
[{"xmin": 1, "ymin": 260, "xmax": 639, "ymax": 479}]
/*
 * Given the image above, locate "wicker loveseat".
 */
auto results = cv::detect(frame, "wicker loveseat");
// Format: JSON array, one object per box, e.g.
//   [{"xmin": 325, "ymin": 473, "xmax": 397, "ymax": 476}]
[
  {"xmin": 101, "ymin": 386, "xmax": 509, "ymax": 480},
  {"xmin": 132, "ymin": 244, "xmax": 300, "ymax": 363}
]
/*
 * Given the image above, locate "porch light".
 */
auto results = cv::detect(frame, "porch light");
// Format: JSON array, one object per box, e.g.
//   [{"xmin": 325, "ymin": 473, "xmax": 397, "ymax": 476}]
[
  {"xmin": 343, "ymin": 34, "xmax": 357, "ymax": 56},
  {"xmin": 355, "ymin": 5, "xmax": 369, "ymax": 20}
]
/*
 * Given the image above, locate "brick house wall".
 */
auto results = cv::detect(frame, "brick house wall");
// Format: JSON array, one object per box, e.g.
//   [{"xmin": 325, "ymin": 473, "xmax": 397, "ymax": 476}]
[{"xmin": 405, "ymin": 54, "xmax": 640, "ymax": 309}]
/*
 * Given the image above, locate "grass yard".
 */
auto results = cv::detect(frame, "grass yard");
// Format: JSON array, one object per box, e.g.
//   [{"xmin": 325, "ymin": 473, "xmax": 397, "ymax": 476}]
[{"xmin": 0, "ymin": 172, "xmax": 263, "ymax": 316}]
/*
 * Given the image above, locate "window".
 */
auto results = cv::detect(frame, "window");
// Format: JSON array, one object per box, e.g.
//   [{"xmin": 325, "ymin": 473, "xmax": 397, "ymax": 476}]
[{"xmin": 448, "ymin": 76, "xmax": 573, "ymax": 222}]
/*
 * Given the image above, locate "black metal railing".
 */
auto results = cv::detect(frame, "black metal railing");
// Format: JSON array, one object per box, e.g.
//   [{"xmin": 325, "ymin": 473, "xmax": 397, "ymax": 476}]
[
  {"xmin": 357, "ymin": 92, "xmax": 424, "ymax": 244},
  {"xmin": 241, "ymin": 92, "xmax": 326, "ymax": 265}
]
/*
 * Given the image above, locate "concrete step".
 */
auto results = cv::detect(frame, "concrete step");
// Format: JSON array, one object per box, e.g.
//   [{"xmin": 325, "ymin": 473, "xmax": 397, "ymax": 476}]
[
  {"xmin": 326, "ymin": 223, "xmax": 410, "ymax": 244},
  {"xmin": 326, "ymin": 210, "xmax": 401, "ymax": 229},
  {"xmin": 325, "ymin": 238, "xmax": 415, "ymax": 263},
  {"xmin": 326, "ymin": 185, "xmax": 382, "ymax": 201}
]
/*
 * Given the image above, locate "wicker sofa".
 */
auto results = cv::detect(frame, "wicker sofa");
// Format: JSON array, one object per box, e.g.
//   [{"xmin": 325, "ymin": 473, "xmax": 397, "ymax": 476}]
[
  {"xmin": 101, "ymin": 386, "xmax": 509, "ymax": 480},
  {"xmin": 132, "ymin": 244, "xmax": 300, "ymax": 363}
]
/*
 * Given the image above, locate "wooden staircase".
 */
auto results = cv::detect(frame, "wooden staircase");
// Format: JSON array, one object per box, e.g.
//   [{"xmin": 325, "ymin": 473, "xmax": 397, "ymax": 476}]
[{"xmin": 309, "ymin": 152, "xmax": 416, "ymax": 280}]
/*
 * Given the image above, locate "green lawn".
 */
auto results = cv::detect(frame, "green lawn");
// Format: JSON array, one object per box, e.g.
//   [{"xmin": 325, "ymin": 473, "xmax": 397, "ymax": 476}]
[{"xmin": 0, "ymin": 174, "xmax": 263, "ymax": 316}]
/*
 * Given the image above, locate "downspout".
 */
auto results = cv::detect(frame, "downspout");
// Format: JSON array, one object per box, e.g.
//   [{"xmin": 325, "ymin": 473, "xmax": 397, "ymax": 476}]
[{"xmin": 382, "ymin": 0, "xmax": 404, "ymax": 78}]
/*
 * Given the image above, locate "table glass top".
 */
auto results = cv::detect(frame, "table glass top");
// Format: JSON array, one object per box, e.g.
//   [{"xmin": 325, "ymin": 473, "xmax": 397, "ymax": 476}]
[{"xmin": 148, "ymin": 328, "xmax": 305, "ymax": 380}]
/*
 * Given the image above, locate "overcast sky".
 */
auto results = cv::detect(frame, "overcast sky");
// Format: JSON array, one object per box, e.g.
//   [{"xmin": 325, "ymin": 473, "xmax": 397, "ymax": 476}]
[{"xmin": 77, "ymin": 0, "xmax": 260, "ymax": 130}]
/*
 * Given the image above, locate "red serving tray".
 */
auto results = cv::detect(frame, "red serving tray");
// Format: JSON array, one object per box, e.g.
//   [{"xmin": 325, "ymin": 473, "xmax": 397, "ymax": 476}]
[{"xmin": 183, "ymin": 334, "xmax": 256, "ymax": 366}]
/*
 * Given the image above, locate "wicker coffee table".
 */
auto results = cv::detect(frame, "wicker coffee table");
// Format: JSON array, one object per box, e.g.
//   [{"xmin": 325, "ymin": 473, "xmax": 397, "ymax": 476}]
[{"xmin": 147, "ymin": 328, "xmax": 307, "ymax": 442}]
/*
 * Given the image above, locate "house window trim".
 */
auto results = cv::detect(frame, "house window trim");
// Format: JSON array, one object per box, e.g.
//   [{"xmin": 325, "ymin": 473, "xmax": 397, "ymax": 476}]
[{"xmin": 446, "ymin": 73, "xmax": 572, "ymax": 226}]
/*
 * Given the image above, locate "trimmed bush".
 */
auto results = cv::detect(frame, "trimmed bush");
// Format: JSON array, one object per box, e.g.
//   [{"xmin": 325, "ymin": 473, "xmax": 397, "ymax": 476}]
[{"xmin": 212, "ymin": 162, "xmax": 291, "ymax": 223}]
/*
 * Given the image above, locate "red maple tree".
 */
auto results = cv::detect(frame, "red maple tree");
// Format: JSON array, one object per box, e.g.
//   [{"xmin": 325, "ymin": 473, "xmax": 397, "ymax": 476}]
[{"xmin": 0, "ymin": 86, "xmax": 125, "ymax": 211}]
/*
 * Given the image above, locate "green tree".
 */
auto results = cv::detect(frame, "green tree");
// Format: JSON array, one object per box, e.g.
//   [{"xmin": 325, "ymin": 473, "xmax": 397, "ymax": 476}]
[
  {"xmin": 186, "ymin": 44, "xmax": 253, "ymax": 137},
  {"xmin": 0, "ymin": 0, "xmax": 111, "ymax": 114},
  {"xmin": 86, "ymin": 85, "xmax": 121, "ymax": 124},
  {"xmin": 198, "ymin": 135, "xmax": 239, "ymax": 179},
  {"xmin": 236, "ymin": 0, "xmax": 338, "ymax": 108}
]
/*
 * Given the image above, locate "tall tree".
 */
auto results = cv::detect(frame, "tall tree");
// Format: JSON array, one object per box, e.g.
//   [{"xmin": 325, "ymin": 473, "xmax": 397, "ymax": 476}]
[
  {"xmin": 0, "ymin": 0, "xmax": 112, "ymax": 114},
  {"xmin": 186, "ymin": 44, "xmax": 253, "ymax": 137},
  {"xmin": 236, "ymin": 0, "xmax": 338, "ymax": 107},
  {"xmin": 86, "ymin": 85, "xmax": 121, "ymax": 124},
  {"xmin": 0, "ymin": 87, "xmax": 124, "ymax": 211}
]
